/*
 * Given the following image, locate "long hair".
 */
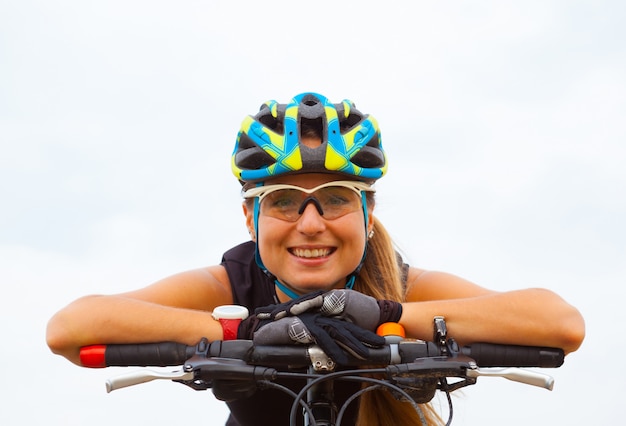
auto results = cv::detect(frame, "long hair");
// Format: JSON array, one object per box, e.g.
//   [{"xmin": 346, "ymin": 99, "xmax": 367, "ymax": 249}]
[{"xmin": 353, "ymin": 216, "xmax": 443, "ymax": 426}]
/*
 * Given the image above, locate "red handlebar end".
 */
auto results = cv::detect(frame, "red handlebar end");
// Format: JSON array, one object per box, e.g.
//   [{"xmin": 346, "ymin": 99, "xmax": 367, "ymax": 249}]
[{"xmin": 80, "ymin": 345, "xmax": 107, "ymax": 368}]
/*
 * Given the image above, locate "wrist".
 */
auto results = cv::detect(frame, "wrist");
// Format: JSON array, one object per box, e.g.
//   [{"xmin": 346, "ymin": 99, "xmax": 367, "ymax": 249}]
[
  {"xmin": 377, "ymin": 299, "xmax": 403, "ymax": 325},
  {"xmin": 212, "ymin": 305, "xmax": 249, "ymax": 340}
]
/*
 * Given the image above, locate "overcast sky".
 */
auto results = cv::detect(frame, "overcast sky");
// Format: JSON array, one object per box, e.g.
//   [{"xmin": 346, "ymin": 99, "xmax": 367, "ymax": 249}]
[{"xmin": 2, "ymin": 1, "xmax": 624, "ymax": 425}]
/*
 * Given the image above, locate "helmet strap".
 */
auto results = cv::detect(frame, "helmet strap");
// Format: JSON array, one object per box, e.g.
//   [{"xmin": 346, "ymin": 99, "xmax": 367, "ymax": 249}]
[
  {"xmin": 274, "ymin": 279, "xmax": 301, "ymax": 300},
  {"xmin": 345, "ymin": 191, "xmax": 370, "ymax": 290},
  {"xmin": 252, "ymin": 187, "xmax": 268, "ymax": 273}
]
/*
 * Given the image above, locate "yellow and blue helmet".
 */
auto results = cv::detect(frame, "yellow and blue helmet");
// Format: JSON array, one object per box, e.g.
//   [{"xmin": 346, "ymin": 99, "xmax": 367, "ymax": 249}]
[{"xmin": 231, "ymin": 92, "xmax": 387, "ymax": 184}]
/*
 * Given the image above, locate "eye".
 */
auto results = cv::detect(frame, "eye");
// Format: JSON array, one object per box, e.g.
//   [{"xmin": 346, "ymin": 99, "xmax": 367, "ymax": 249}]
[
  {"xmin": 319, "ymin": 188, "xmax": 356, "ymax": 206},
  {"xmin": 265, "ymin": 190, "xmax": 299, "ymax": 209},
  {"xmin": 325, "ymin": 194, "xmax": 351, "ymax": 206}
]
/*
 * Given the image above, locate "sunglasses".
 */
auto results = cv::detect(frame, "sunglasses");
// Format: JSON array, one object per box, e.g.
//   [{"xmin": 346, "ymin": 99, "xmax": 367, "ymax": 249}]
[{"xmin": 243, "ymin": 181, "xmax": 374, "ymax": 222}]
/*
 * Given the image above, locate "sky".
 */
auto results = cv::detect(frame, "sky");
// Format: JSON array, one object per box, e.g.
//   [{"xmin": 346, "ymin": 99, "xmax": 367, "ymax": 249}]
[{"xmin": 1, "ymin": 0, "xmax": 625, "ymax": 424}]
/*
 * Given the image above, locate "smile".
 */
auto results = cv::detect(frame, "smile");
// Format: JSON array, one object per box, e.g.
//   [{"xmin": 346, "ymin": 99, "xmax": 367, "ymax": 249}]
[{"xmin": 290, "ymin": 248, "xmax": 334, "ymax": 258}]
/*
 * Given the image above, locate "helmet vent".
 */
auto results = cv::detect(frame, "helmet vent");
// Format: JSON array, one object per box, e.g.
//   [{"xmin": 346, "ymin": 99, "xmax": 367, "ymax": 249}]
[
  {"xmin": 342, "ymin": 113, "xmax": 363, "ymax": 130},
  {"xmin": 299, "ymin": 94, "xmax": 325, "ymax": 119},
  {"xmin": 350, "ymin": 133, "xmax": 385, "ymax": 168},
  {"xmin": 235, "ymin": 134, "xmax": 277, "ymax": 169},
  {"xmin": 257, "ymin": 113, "xmax": 282, "ymax": 133},
  {"xmin": 300, "ymin": 117, "xmax": 323, "ymax": 141}
]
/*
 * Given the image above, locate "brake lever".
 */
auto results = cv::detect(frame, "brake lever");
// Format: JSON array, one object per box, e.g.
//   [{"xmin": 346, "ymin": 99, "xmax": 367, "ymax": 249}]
[
  {"xmin": 106, "ymin": 369, "xmax": 194, "ymax": 393},
  {"xmin": 466, "ymin": 367, "xmax": 555, "ymax": 390}
]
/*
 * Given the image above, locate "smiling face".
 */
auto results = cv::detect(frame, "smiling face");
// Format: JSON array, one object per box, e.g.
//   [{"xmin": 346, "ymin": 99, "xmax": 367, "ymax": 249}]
[{"xmin": 243, "ymin": 172, "xmax": 374, "ymax": 300}]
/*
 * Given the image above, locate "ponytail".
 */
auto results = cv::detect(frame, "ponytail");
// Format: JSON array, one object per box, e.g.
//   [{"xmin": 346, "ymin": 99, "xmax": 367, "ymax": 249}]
[{"xmin": 353, "ymin": 218, "xmax": 443, "ymax": 426}]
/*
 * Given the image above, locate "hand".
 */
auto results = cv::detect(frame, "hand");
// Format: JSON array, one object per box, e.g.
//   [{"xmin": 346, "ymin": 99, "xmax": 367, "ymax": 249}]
[
  {"xmin": 254, "ymin": 289, "xmax": 403, "ymax": 332},
  {"xmin": 248, "ymin": 312, "xmax": 385, "ymax": 364}
]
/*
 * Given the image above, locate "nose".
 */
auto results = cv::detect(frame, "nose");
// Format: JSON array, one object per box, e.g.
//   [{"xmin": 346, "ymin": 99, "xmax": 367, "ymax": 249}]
[{"xmin": 296, "ymin": 202, "xmax": 326, "ymax": 235}]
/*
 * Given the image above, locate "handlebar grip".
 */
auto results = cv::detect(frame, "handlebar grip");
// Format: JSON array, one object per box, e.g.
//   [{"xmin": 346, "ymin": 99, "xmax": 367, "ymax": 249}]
[
  {"xmin": 80, "ymin": 342, "xmax": 194, "ymax": 368},
  {"xmin": 462, "ymin": 343, "xmax": 564, "ymax": 368}
]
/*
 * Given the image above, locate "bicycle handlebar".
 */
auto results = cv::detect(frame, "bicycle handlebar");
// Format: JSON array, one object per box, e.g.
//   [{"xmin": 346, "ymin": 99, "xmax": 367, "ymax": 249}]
[
  {"xmin": 80, "ymin": 338, "xmax": 564, "ymax": 425},
  {"xmin": 80, "ymin": 339, "xmax": 564, "ymax": 370},
  {"xmin": 78, "ymin": 315, "xmax": 567, "ymax": 426}
]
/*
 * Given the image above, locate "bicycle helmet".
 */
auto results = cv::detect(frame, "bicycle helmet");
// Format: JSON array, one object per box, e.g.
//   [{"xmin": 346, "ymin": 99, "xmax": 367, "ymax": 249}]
[{"xmin": 231, "ymin": 92, "xmax": 387, "ymax": 184}]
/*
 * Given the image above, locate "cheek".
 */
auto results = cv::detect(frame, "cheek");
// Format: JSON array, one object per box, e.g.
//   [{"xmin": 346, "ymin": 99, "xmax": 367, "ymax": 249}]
[
  {"xmin": 255, "ymin": 217, "xmax": 283, "ymax": 255},
  {"xmin": 346, "ymin": 228, "xmax": 367, "ymax": 254},
  {"xmin": 332, "ymin": 216, "xmax": 367, "ymax": 251}
]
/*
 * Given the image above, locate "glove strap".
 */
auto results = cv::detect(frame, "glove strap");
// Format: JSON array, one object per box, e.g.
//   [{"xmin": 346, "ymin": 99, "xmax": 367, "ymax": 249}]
[{"xmin": 377, "ymin": 300, "xmax": 403, "ymax": 324}]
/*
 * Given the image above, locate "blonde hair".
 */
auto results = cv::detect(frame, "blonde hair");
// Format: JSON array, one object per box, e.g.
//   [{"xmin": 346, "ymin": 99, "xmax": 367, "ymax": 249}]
[{"xmin": 353, "ymin": 217, "xmax": 443, "ymax": 426}]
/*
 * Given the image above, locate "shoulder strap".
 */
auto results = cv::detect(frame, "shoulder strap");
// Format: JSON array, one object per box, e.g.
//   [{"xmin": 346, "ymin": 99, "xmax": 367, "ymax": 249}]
[{"xmin": 221, "ymin": 241, "xmax": 277, "ymax": 312}]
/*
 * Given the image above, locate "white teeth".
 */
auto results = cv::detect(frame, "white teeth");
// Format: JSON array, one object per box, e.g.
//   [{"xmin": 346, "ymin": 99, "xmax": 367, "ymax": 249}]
[{"xmin": 292, "ymin": 248, "xmax": 330, "ymax": 258}]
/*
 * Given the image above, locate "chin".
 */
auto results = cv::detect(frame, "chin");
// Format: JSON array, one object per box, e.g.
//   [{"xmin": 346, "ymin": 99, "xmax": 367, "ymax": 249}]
[{"xmin": 295, "ymin": 281, "xmax": 344, "ymax": 294}]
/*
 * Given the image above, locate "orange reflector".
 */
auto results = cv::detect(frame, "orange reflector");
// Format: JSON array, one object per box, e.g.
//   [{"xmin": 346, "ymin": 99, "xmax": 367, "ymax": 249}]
[{"xmin": 376, "ymin": 322, "xmax": 406, "ymax": 338}]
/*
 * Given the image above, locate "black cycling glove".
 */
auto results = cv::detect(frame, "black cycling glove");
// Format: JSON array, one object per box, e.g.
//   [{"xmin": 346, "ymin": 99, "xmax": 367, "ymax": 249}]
[
  {"xmin": 254, "ymin": 289, "xmax": 403, "ymax": 331},
  {"xmin": 247, "ymin": 312, "xmax": 385, "ymax": 365}
]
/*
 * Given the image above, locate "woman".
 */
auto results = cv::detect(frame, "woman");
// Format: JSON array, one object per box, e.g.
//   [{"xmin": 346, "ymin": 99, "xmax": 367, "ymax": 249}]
[{"xmin": 46, "ymin": 92, "xmax": 585, "ymax": 425}]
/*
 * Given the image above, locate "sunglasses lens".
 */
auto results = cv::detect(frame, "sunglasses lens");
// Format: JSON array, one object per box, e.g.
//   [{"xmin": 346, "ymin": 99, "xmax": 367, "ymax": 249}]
[{"xmin": 260, "ymin": 186, "xmax": 363, "ymax": 221}]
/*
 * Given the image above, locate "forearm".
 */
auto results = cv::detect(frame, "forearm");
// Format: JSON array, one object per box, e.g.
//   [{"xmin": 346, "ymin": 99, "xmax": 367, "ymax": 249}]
[
  {"xmin": 46, "ymin": 295, "xmax": 223, "ymax": 365},
  {"xmin": 399, "ymin": 288, "xmax": 585, "ymax": 354}
]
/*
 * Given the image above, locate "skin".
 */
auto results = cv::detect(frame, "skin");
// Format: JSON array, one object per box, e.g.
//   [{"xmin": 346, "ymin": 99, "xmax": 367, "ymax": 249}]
[{"xmin": 46, "ymin": 170, "xmax": 585, "ymax": 366}]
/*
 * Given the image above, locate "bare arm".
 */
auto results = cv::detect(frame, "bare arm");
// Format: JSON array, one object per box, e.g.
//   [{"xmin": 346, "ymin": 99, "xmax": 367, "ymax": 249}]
[
  {"xmin": 399, "ymin": 269, "xmax": 585, "ymax": 354},
  {"xmin": 46, "ymin": 265, "xmax": 233, "ymax": 366}
]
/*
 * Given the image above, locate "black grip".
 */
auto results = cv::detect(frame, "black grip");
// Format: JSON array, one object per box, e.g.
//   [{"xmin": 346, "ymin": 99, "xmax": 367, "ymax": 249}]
[
  {"xmin": 206, "ymin": 339, "xmax": 254, "ymax": 359},
  {"xmin": 105, "ymin": 342, "xmax": 194, "ymax": 366},
  {"xmin": 246, "ymin": 340, "xmax": 441, "ymax": 367},
  {"xmin": 98, "ymin": 340, "xmax": 564, "ymax": 369},
  {"xmin": 462, "ymin": 343, "xmax": 564, "ymax": 368}
]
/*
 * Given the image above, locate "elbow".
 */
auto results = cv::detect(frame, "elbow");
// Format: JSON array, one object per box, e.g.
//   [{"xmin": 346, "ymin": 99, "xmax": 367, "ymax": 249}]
[
  {"xmin": 558, "ymin": 307, "xmax": 586, "ymax": 355},
  {"xmin": 528, "ymin": 288, "xmax": 586, "ymax": 355},
  {"xmin": 46, "ymin": 310, "xmax": 83, "ymax": 365},
  {"xmin": 46, "ymin": 315, "xmax": 68, "ymax": 355}
]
